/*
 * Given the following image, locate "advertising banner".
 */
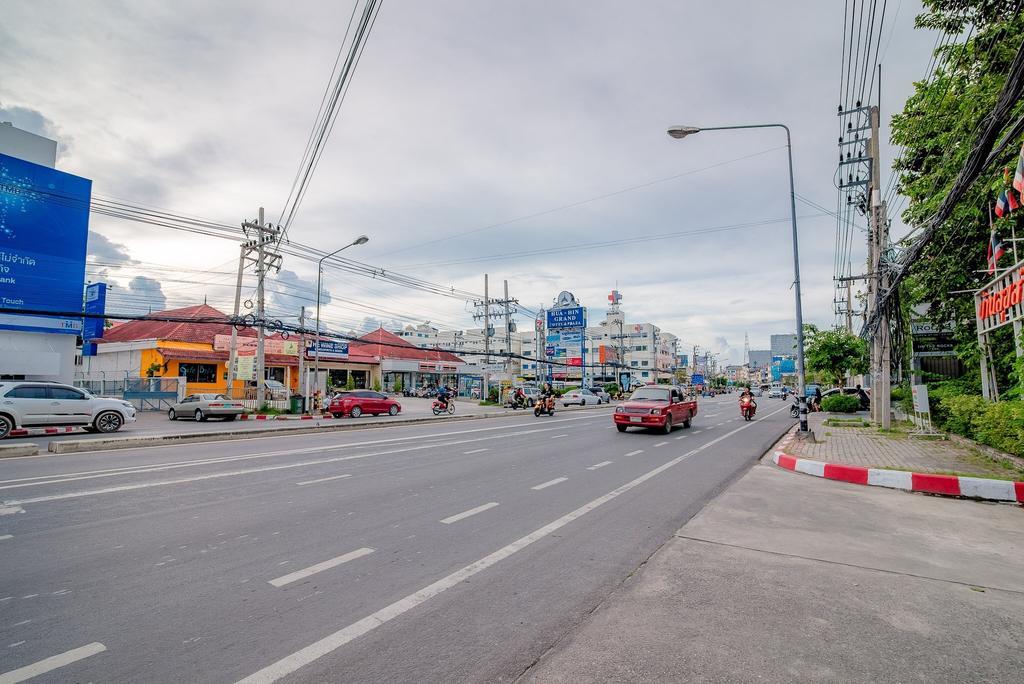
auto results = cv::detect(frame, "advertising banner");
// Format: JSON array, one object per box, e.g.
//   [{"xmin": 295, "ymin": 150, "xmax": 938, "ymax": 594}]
[
  {"xmin": 306, "ymin": 340, "xmax": 349, "ymax": 360},
  {"xmin": 567, "ymin": 357, "xmax": 582, "ymax": 366},
  {"xmin": 560, "ymin": 330, "xmax": 582, "ymax": 343},
  {"xmin": 0, "ymin": 153, "xmax": 91, "ymax": 335},
  {"xmin": 83, "ymin": 282, "xmax": 107, "ymax": 342},
  {"xmin": 234, "ymin": 350, "xmax": 256, "ymax": 381},
  {"xmin": 545, "ymin": 333, "xmax": 562, "ymax": 344},
  {"xmin": 213, "ymin": 334, "xmax": 299, "ymax": 356},
  {"xmin": 544, "ymin": 346, "xmax": 555, "ymax": 356},
  {"xmin": 690, "ymin": 373, "xmax": 705, "ymax": 385},
  {"xmin": 546, "ymin": 306, "xmax": 584, "ymax": 329},
  {"xmin": 975, "ymin": 258, "xmax": 1024, "ymax": 334},
  {"xmin": 911, "ymin": 384, "xmax": 930, "ymax": 414}
]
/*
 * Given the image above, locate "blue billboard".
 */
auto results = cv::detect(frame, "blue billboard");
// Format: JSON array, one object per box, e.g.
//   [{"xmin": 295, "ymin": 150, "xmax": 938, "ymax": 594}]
[
  {"xmin": 83, "ymin": 282, "xmax": 107, "ymax": 341},
  {"xmin": 547, "ymin": 306, "xmax": 584, "ymax": 329},
  {"xmin": 0, "ymin": 153, "xmax": 91, "ymax": 335}
]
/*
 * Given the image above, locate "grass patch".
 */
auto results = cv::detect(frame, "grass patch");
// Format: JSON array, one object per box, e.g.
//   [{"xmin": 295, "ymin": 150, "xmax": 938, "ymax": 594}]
[
  {"xmin": 478, "ymin": 400, "xmax": 500, "ymax": 406},
  {"xmin": 823, "ymin": 418, "xmax": 870, "ymax": 428}
]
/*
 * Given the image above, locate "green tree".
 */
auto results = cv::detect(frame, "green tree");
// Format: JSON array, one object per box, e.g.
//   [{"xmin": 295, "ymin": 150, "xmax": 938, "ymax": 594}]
[
  {"xmin": 345, "ymin": 373, "xmax": 356, "ymax": 391},
  {"xmin": 890, "ymin": 2, "xmax": 1024, "ymax": 393},
  {"xmin": 804, "ymin": 325, "xmax": 868, "ymax": 386}
]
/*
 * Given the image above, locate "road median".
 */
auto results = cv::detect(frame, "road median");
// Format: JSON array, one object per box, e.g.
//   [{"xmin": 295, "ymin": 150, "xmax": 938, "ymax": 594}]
[{"xmin": 45, "ymin": 403, "xmax": 612, "ymax": 454}]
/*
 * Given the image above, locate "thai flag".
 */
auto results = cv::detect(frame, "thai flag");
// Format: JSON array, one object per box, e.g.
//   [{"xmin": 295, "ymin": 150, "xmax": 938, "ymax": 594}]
[
  {"xmin": 1014, "ymin": 142, "xmax": 1024, "ymax": 195},
  {"xmin": 995, "ymin": 189, "xmax": 1011, "ymax": 218},
  {"xmin": 987, "ymin": 227, "xmax": 1006, "ymax": 274}
]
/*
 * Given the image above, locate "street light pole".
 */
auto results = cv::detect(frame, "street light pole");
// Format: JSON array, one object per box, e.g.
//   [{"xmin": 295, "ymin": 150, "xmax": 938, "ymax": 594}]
[
  {"xmin": 313, "ymin": 235, "xmax": 369, "ymax": 410},
  {"xmin": 668, "ymin": 123, "xmax": 809, "ymax": 432}
]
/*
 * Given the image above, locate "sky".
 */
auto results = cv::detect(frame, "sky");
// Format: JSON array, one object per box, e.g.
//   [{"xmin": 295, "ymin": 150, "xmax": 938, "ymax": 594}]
[{"xmin": 0, "ymin": 0, "xmax": 939, "ymax": 364}]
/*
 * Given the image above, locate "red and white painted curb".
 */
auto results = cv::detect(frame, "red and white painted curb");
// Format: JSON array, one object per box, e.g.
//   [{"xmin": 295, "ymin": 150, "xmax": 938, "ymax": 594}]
[
  {"xmin": 771, "ymin": 450, "xmax": 1024, "ymax": 503},
  {"xmin": 8, "ymin": 426, "xmax": 82, "ymax": 438},
  {"xmin": 238, "ymin": 414, "xmax": 326, "ymax": 421}
]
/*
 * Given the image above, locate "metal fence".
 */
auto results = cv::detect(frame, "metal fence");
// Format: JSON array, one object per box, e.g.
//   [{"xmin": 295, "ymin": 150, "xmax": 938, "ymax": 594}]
[{"xmin": 74, "ymin": 375, "xmax": 184, "ymax": 411}]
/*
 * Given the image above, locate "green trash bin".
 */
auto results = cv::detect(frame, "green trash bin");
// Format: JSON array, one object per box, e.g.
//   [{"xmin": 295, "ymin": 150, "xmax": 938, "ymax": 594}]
[{"xmin": 290, "ymin": 394, "xmax": 305, "ymax": 414}]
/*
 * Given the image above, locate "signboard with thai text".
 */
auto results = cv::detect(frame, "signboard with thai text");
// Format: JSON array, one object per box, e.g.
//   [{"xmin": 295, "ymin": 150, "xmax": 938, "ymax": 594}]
[
  {"xmin": 975, "ymin": 258, "xmax": 1024, "ymax": 334},
  {"xmin": 214, "ymin": 334, "xmax": 299, "ymax": 356},
  {"xmin": 0, "ymin": 153, "xmax": 91, "ymax": 335}
]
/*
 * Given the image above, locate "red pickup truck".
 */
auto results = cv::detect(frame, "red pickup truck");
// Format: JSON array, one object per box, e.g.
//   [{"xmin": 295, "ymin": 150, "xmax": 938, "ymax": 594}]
[{"xmin": 613, "ymin": 385, "xmax": 698, "ymax": 434}]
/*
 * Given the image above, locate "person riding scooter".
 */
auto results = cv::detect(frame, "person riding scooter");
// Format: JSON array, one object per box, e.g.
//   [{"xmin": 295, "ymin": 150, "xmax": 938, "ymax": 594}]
[
  {"xmin": 739, "ymin": 386, "xmax": 757, "ymax": 421},
  {"xmin": 436, "ymin": 384, "xmax": 452, "ymax": 411},
  {"xmin": 512, "ymin": 386, "xmax": 528, "ymax": 409},
  {"xmin": 535, "ymin": 382, "xmax": 556, "ymax": 416}
]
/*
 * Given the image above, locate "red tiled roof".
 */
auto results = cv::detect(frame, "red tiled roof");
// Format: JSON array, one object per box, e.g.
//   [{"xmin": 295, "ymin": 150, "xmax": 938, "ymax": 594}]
[
  {"xmin": 102, "ymin": 304, "xmax": 246, "ymax": 344},
  {"xmin": 351, "ymin": 328, "xmax": 464, "ymax": 363}
]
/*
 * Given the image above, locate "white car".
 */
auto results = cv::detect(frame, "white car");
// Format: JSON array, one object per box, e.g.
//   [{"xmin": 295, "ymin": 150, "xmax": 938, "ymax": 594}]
[
  {"xmin": 562, "ymin": 388, "xmax": 601, "ymax": 406},
  {"xmin": 0, "ymin": 381, "xmax": 137, "ymax": 439}
]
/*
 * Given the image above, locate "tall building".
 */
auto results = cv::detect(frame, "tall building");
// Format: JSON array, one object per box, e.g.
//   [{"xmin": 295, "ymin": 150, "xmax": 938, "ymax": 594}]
[
  {"xmin": 748, "ymin": 349, "xmax": 772, "ymax": 369},
  {"xmin": 770, "ymin": 334, "xmax": 798, "ymax": 358}
]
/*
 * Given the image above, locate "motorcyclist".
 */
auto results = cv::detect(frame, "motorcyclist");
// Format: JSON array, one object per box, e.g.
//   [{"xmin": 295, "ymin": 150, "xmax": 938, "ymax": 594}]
[
  {"xmin": 436, "ymin": 384, "xmax": 452, "ymax": 410},
  {"xmin": 541, "ymin": 382, "xmax": 555, "ymax": 411},
  {"xmin": 739, "ymin": 386, "xmax": 757, "ymax": 413},
  {"xmin": 513, "ymin": 386, "xmax": 527, "ymax": 408}
]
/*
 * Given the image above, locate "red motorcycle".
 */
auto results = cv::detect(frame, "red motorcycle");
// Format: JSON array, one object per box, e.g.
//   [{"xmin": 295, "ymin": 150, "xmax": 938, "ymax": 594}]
[{"xmin": 739, "ymin": 396, "xmax": 757, "ymax": 421}]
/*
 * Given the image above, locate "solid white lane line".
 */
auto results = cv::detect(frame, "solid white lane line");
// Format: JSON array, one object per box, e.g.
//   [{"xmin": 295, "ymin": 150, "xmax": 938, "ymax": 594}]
[
  {"xmin": 0, "ymin": 415, "xmax": 602, "ymax": 489},
  {"xmin": 625, "ymin": 450, "xmax": 644, "ymax": 457},
  {"xmin": 0, "ymin": 535, "xmax": 11, "ymax": 541},
  {"xmin": 0, "ymin": 642, "xmax": 106, "ymax": 684},
  {"xmin": 295, "ymin": 474, "xmax": 352, "ymax": 486},
  {"xmin": 440, "ymin": 502, "xmax": 499, "ymax": 524},
  {"xmin": 3, "ymin": 424, "xmax": 593, "ymax": 506},
  {"xmin": 653, "ymin": 441, "xmax": 668, "ymax": 447},
  {"xmin": 531, "ymin": 477, "xmax": 568, "ymax": 490},
  {"xmin": 586, "ymin": 461, "xmax": 612, "ymax": 470},
  {"xmin": 234, "ymin": 405, "xmax": 789, "ymax": 684},
  {"xmin": 549, "ymin": 434, "xmax": 568, "ymax": 439},
  {"xmin": 268, "ymin": 548, "xmax": 375, "ymax": 588},
  {"xmin": 463, "ymin": 448, "xmax": 489, "ymax": 454}
]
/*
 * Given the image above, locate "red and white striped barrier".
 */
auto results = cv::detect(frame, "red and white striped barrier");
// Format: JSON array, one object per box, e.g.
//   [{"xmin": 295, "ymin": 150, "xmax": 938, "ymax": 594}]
[
  {"xmin": 8, "ymin": 426, "xmax": 82, "ymax": 438},
  {"xmin": 238, "ymin": 414, "xmax": 322, "ymax": 421},
  {"xmin": 772, "ymin": 451, "xmax": 1024, "ymax": 503}
]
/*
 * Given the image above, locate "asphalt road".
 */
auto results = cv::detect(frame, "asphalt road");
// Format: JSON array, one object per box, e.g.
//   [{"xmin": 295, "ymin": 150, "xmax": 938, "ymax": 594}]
[{"xmin": 0, "ymin": 394, "xmax": 793, "ymax": 683}]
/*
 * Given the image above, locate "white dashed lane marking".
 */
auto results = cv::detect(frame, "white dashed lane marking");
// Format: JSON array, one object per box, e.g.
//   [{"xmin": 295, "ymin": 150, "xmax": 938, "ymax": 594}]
[
  {"xmin": 586, "ymin": 461, "xmax": 612, "ymax": 470},
  {"xmin": 440, "ymin": 502, "xmax": 500, "ymax": 525},
  {"xmin": 531, "ymin": 477, "xmax": 568, "ymax": 490}
]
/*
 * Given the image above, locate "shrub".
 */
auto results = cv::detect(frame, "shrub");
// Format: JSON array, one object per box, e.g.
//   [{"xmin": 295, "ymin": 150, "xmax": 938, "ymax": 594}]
[
  {"xmin": 373, "ymin": 380, "xmax": 382, "ymax": 392},
  {"xmin": 488, "ymin": 387, "xmax": 500, "ymax": 403},
  {"xmin": 604, "ymin": 383, "xmax": 620, "ymax": 396},
  {"xmin": 889, "ymin": 386, "xmax": 907, "ymax": 403},
  {"xmin": 972, "ymin": 401, "xmax": 1024, "ymax": 457},
  {"xmin": 393, "ymin": 377, "xmax": 403, "ymax": 393},
  {"xmin": 821, "ymin": 394, "xmax": 860, "ymax": 413},
  {"xmin": 938, "ymin": 395, "xmax": 987, "ymax": 438},
  {"xmin": 345, "ymin": 374, "xmax": 356, "ymax": 390}
]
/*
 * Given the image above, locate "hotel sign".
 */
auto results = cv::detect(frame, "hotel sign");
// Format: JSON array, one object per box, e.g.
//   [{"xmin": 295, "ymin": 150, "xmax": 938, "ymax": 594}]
[{"xmin": 975, "ymin": 258, "xmax": 1024, "ymax": 334}]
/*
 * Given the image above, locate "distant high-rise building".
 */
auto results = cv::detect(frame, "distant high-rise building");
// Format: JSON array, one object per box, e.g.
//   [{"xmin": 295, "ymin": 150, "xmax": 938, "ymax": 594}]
[
  {"xmin": 748, "ymin": 349, "xmax": 772, "ymax": 369},
  {"xmin": 770, "ymin": 334, "xmax": 798, "ymax": 358}
]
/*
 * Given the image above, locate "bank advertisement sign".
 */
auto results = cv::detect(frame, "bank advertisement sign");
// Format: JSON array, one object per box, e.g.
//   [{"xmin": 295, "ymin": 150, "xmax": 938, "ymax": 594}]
[
  {"xmin": 0, "ymin": 153, "xmax": 91, "ymax": 334},
  {"xmin": 546, "ymin": 306, "xmax": 584, "ymax": 329},
  {"xmin": 83, "ymin": 282, "xmax": 107, "ymax": 341}
]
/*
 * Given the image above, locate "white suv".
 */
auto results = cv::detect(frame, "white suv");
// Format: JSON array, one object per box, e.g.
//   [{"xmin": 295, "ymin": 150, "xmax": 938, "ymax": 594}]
[{"xmin": 0, "ymin": 382, "xmax": 137, "ymax": 439}]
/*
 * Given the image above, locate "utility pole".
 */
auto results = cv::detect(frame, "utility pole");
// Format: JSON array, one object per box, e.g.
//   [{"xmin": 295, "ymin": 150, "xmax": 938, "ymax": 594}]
[
  {"xmin": 503, "ymin": 279, "xmax": 512, "ymax": 378},
  {"xmin": 226, "ymin": 242, "xmax": 247, "ymax": 398},
  {"xmin": 298, "ymin": 306, "xmax": 306, "ymax": 410},
  {"xmin": 483, "ymin": 274, "xmax": 490, "ymax": 400},
  {"xmin": 866, "ymin": 106, "xmax": 891, "ymax": 428},
  {"xmin": 247, "ymin": 209, "xmax": 281, "ymax": 405}
]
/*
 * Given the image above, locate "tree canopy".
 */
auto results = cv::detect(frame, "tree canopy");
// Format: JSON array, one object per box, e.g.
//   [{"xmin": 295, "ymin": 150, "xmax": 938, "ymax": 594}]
[{"xmin": 804, "ymin": 325, "xmax": 869, "ymax": 386}]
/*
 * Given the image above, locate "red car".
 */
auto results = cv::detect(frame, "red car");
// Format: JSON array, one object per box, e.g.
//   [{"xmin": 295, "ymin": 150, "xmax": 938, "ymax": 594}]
[
  {"xmin": 328, "ymin": 390, "xmax": 401, "ymax": 418},
  {"xmin": 614, "ymin": 385, "xmax": 697, "ymax": 434}
]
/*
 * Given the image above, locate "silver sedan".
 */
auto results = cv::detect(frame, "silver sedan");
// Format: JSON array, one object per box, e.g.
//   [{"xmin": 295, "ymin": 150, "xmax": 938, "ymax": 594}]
[{"xmin": 168, "ymin": 394, "xmax": 245, "ymax": 421}]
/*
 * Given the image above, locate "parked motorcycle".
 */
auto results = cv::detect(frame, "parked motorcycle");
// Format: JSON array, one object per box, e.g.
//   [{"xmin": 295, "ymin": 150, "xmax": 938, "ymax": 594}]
[
  {"xmin": 507, "ymin": 393, "xmax": 529, "ymax": 410},
  {"xmin": 432, "ymin": 397, "xmax": 455, "ymax": 416},
  {"xmin": 534, "ymin": 396, "xmax": 556, "ymax": 417},
  {"xmin": 740, "ymin": 396, "xmax": 757, "ymax": 421},
  {"xmin": 789, "ymin": 397, "xmax": 816, "ymax": 419}
]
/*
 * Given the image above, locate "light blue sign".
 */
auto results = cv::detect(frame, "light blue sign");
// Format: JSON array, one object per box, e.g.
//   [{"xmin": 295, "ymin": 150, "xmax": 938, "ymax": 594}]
[
  {"xmin": 546, "ymin": 333, "xmax": 561, "ymax": 344},
  {"xmin": 83, "ymin": 282, "xmax": 107, "ymax": 342},
  {"xmin": 0, "ymin": 153, "xmax": 91, "ymax": 335},
  {"xmin": 307, "ymin": 340, "xmax": 349, "ymax": 359},
  {"xmin": 547, "ymin": 306, "xmax": 584, "ymax": 329},
  {"xmin": 560, "ymin": 330, "xmax": 582, "ymax": 343}
]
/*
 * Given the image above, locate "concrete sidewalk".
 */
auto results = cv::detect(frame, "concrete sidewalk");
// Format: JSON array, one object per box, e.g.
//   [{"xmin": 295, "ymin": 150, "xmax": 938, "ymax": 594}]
[
  {"xmin": 791, "ymin": 411, "xmax": 1024, "ymax": 480},
  {"xmin": 522, "ymin": 462, "xmax": 1024, "ymax": 683}
]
